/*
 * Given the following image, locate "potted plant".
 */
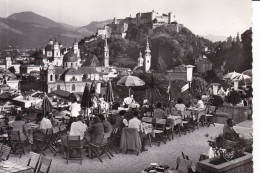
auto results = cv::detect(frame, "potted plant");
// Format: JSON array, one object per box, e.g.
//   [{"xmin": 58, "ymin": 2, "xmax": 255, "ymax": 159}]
[{"xmin": 208, "ymin": 95, "xmax": 224, "ymax": 112}]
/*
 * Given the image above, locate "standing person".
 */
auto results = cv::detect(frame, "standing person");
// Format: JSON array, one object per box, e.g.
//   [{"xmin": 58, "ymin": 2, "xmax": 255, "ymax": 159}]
[
  {"xmin": 12, "ymin": 114, "xmax": 28, "ymax": 142},
  {"xmin": 128, "ymin": 111, "xmax": 148, "ymax": 151},
  {"xmin": 68, "ymin": 97, "xmax": 81, "ymax": 130},
  {"xmin": 153, "ymin": 102, "xmax": 167, "ymax": 119}
]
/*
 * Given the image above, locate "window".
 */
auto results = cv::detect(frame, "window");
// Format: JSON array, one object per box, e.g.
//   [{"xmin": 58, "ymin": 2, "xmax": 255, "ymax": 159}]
[
  {"xmin": 72, "ymin": 84, "xmax": 75, "ymax": 91},
  {"xmin": 50, "ymin": 75, "xmax": 53, "ymax": 81}
]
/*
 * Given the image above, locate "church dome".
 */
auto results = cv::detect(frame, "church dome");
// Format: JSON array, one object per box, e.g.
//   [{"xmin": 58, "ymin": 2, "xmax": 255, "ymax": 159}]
[
  {"xmin": 45, "ymin": 44, "xmax": 53, "ymax": 51},
  {"xmin": 63, "ymin": 51, "xmax": 77, "ymax": 62}
]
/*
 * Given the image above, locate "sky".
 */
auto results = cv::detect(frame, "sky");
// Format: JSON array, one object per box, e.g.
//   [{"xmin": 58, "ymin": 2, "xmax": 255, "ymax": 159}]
[{"xmin": 0, "ymin": 0, "xmax": 252, "ymax": 37}]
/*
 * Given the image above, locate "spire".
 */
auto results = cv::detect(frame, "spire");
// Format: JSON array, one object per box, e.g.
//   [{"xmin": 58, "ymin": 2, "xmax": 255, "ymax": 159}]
[
  {"xmin": 145, "ymin": 38, "xmax": 151, "ymax": 53},
  {"xmin": 139, "ymin": 51, "xmax": 142, "ymax": 57}
]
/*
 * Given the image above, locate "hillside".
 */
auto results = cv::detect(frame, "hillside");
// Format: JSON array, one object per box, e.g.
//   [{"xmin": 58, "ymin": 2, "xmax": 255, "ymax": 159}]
[
  {"xmin": 80, "ymin": 24, "xmax": 214, "ymax": 71},
  {"xmin": 76, "ymin": 19, "xmax": 113, "ymax": 36},
  {"xmin": 0, "ymin": 17, "xmax": 84, "ymax": 49}
]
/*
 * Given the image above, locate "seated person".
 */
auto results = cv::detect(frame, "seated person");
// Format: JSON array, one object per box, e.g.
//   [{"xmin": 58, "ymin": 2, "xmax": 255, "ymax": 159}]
[
  {"xmin": 40, "ymin": 114, "xmax": 53, "ymax": 131},
  {"xmin": 165, "ymin": 101, "xmax": 176, "ymax": 115},
  {"xmin": 115, "ymin": 110, "xmax": 128, "ymax": 129},
  {"xmin": 123, "ymin": 95, "xmax": 139, "ymax": 108},
  {"xmin": 111, "ymin": 96, "xmax": 121, "ymax": 110},
  {"xmin": 87, "ymin": 116, "xmax": 104, "ymax": 145},
  {"xmin": 69, "ymin": 115, "xmax": 88, "ymax": 140},
  {"xmin": 194, "ymin": 95, "xmax": 205, "ymax": 110},
  {"xmin": 128, "ymin": 111, "xmax": 148, "ymax": 151},
  {"xmin": 12, "ymin": 114, "xmax": 28, "ymax": 142},
  {"xmin": 175, "ymin": 98, "xmax": 186, "ymax": 112},
  {"xmin": 153, "ymin": 102, "xmax": 167, "ymax": 119},
  {"xmin": 98, "ymin": 114, "xmax": 113, "ymax": 138},
  {"xmin": 223, "ymin": 118, "xmax": 239, "ymax": 141}
]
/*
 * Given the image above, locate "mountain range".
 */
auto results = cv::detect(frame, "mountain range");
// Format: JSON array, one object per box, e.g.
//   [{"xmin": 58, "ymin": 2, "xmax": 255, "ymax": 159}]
[{"xmin": 0, "ymin": 11, "xmax": 226, "ymax": 49}]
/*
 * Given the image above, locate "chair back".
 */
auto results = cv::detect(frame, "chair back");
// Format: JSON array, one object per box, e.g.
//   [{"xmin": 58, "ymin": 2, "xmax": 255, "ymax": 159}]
[
  {"xmin": 9, "ymin": 130, "xmax": 21, "ymax": 142},
  {"xmin": 142, "ymin": 117, "xmax": 153, "ymax": 123},
  {"xmin": 120, "ymin": 127, "xmax": 141, "ymax": 153},
  {"xmin": 155, "ymin": 118, "xmax": 166, "ymax": 130},
  {"xmin": 37, "ymin": 156, "xmax": 52, "ymax": 173},
  {"xmin": 0, "ymin": 143, "xmax": 3, "ymax": 151},
  {"xmin": 27, "ymin": 151, "xmax": 41, "ymax": 170},
  {"xmin": 67, "ymin": 136, "xmax": 81, "ymax": 147},
  {"xmin": 182, "ymin": 111, "xmax": 192, "ymax": 119},
  {"xmin": 1, "ymin": 145, "xmax": 11, "ymax": 160}
]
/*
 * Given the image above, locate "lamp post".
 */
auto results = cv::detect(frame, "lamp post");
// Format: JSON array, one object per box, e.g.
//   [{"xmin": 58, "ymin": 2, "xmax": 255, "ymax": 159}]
[
  {"xmin": 185, "ymin": 65, "xmax": 195, "ymax": 91},
  {"xmin": 233, "ymin": 79, "xmax": 239, "ymax": 91},
  {"xmin": 212, "ymin": 83, "xmax": 220, "ymax": 95}
]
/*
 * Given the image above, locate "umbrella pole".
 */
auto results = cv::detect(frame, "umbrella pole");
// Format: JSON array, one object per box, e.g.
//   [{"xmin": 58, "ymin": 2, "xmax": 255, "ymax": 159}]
[{"xmin": 129, "ymin": 87, "xmax": 131, "ymax": 97}]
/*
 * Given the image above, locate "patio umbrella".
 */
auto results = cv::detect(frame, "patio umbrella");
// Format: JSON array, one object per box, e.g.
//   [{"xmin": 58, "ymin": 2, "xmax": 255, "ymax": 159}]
[
  {"xmin": 223, "ymin": 71, "xmax": 241, "ymax": 80},
  {"xmin": 42, "ymin": 94, "xmax": 52, "ymax": 116},
  {"xmin": 242, "ymin": 69, "xmax": 252, "ymax": 77},
  {"xmin": 81, "ymin": 83, "xmax": 93, "ymax": 118},
  {"xmin": 117, "ymin": 75, "xmax": 145, "ymax": 96},
  {"xmin": 105, "ymin": 80, "xmax": 114, "ymax": 103},
  {"xmin": 232, "ymin": 73, "xmax": 252, "ymax": 86}
]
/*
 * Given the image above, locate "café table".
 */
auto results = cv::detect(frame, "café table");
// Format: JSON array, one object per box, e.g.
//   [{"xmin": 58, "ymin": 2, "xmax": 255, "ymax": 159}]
[
  {"xmin": 0, "ymin": 160, "xmax": 33, "ymax": 173},
  {"xmin": 167, "ymin": 115, "xmax": 183, "ymax": 137}
]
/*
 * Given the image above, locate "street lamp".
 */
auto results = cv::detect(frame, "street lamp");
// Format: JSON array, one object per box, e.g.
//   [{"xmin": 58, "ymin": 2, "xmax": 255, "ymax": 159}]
[
  {"xmin": 211, "ymin": 83, "xmax": 220, "ymax": 95},
  {"xmin": 185, "ymin": 65, "xmax": 195, "ymax": 91}
]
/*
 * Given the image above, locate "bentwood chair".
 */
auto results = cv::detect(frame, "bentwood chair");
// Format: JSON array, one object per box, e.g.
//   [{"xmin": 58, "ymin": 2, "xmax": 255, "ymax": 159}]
[
  {"xmin": 27, "ymin": 151, "xmax": 41, "ymax": 173},
  {"xmin": 1, "ymin": 145, "xmax": 11, "ymax": 161},
  {"xmin": 153, "ymin": 119, "xmax": 167, "ymax": 146},
  {"xmin": 36, "ymin": 156, "xmax": 52, "ymax": 173},
  {"xmin": 34, "ymin": 128, "xmax": 53, "ymax": 156}
]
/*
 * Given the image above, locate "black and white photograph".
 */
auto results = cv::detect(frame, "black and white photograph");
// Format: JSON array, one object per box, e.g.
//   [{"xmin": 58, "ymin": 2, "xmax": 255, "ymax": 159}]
[{"xmin": 0, "ymin": 0, "xmax": 254, "ymax": 172}]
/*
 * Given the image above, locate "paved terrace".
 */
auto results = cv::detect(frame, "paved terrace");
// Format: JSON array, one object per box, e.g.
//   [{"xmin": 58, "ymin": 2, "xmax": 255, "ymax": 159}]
[{"xmin": 8, "ymin": 122, "xmax": 252, "ymax": 173}]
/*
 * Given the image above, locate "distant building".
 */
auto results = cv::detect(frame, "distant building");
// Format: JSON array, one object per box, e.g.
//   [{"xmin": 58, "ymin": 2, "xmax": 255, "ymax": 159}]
[
  {"xmin": 0, "ymin": 57, "xmax": 20, "ymax": 74},
  {"xmin": 195, "ymin": 54, "xmax": 212, "ymax": 73},
  {"xmin": 97, "ymin": 10, "xmax": 182, "ymax": 39},
  {"xmin": 166, "ymin": 65, "xmax": 187, "ymax": 81}
]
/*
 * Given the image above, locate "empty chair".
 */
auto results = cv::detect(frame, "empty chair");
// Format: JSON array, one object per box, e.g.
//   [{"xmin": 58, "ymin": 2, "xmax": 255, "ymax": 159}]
[
  {"xmin": 34, "ymin": 128, "xmax": 53, "ymax": 156},
  {"xmin": 1, "ymin": 145, "xmax": 11, "ymax": 160},
  {"xmin": 205, "ymin": 106, "xmax": 216, "ymax": 127},
  {"xmin": 27, "ymin": 151, "xmax": 41, "ymax": 172},
  {"xmin": 66, "ymin": 135, "xmax": 84, "ymax": 164},
  {"xmin": 36, "ymin": 156, "xmax": 52, "ymax": 173}
]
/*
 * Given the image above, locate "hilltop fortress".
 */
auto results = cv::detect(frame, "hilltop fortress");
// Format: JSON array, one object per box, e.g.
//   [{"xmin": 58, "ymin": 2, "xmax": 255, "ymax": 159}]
[{"xmin": 97, "ymin": 10, "xmax": 183, "ymax": 38}]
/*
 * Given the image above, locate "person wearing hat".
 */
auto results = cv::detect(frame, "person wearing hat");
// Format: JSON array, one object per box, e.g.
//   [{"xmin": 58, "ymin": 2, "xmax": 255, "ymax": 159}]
[{"xmin": 87, "ymin": 116, "xmax": 104, "ymax": 145}]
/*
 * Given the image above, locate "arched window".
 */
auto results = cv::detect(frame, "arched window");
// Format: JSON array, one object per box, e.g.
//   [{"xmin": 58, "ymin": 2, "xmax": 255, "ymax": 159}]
[
  {"xmin": 50, "ymin": 75, "xmax": 53, "ymax": 81},
  {"xmin": 57, "ymin": 85, "xmax": 60, "ymax": 90},
  {"xmin": 72, "ymin": 84, "xmax": 75, "ymax": 91}
]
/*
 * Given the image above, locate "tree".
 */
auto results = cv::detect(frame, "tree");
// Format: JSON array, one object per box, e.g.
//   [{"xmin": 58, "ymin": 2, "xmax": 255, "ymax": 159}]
[
  {"xmin": 137, "ymin": 73, "xmax": 168, "ymax": 105},
  {"xmin": 226, "ymin": 90, "xmax": 241, "ymax": 119},
  {"xmin": 190, "ymin": 77, "xmax": 207, "ymax": 97},
  {"xmin": 209, "ymin": 95, "xmax": 224, "ymax": 112}
]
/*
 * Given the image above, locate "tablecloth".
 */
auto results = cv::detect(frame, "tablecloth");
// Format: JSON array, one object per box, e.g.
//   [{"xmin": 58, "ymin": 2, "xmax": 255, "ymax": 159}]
[
  {"xmin": 0, "ymin": 160, "xmax": 33, "ymax": 173},
  {"xmin": 167, "ymin": 116, "xmax": 183, "ymax": 126}
]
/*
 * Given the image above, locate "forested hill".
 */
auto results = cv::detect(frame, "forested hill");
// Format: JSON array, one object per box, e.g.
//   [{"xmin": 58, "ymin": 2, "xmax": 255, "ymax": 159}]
[
  {"xmin": 79, "ymin": 24, "xmax": 214, "ymax": 71},
  {"xmin": 79, "ymin": 24, "xmax": 252, "ymax": 73}
]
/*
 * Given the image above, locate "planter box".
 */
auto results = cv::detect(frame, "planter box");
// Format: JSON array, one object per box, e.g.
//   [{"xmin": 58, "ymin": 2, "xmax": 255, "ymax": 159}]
[{"xmin": 197, "ymin": 152, "xmax": 253, "ymax": 173}]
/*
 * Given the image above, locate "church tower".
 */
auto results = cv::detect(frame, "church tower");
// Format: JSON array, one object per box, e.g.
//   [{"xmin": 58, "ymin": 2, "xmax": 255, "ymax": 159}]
[
  {"xmin": 47, "ymin": 64, "xmax": 55, "ymax": 84},
  {"xmin": 144, "ymin": 39, "xmax": 151, "ymax": 72},
  {"xmin": 73, "ymin": 39, "xmax": 81, "ymax": 66},
  {"xmin": 104, "ymin": 37, "xmax": 109, "ymax": 67},
  {"xmin": 137, "ymin": 51, "xmax": 144, "ymax": 67}
]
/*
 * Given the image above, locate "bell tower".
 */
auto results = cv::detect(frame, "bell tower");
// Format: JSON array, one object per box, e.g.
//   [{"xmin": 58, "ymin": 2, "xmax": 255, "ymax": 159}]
[
  {"xmin": 144, "ymin": 39, "xmax": 151, "ymax": 72},
  {"xmin": 104, "ymin": 36, "xmax": 109, "ymax": 67}
]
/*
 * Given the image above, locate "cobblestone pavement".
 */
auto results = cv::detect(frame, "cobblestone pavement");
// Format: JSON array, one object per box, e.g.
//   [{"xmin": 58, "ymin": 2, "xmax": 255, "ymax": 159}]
[{"xmin": 8, "ymin": 123, "xmax": 252, "ymax": 173}]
